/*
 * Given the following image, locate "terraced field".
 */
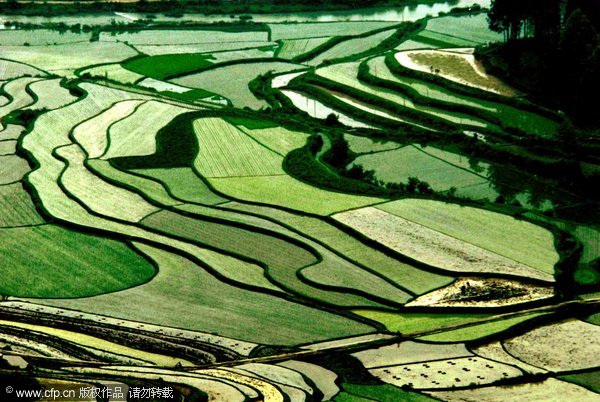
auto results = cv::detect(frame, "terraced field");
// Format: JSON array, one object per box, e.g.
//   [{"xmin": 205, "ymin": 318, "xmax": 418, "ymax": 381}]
[
  {"xmin": 0, "ymin": 8, "xmax": 598, "ymax": 402},
  {"xmin": 172, "ymin": 60, "xmax": 303, "ymax": 108}
]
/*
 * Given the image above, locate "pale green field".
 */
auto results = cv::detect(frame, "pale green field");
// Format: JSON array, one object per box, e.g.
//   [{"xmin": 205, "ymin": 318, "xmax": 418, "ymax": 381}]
[
  {"xmin": 172, "ymin": 61, "xmax": 302, "ymax": 109},
  {"xmin": 377, "ymin": 199, "xmax": 559, "ymax": 274},
  {"xmin": 317, "ymin": 62, "xmax": 497, "ymax": 128},
  {"xmin": 0, "ymin": 29, "xmax": 90, "ymax": 45},
  {"xmin": 99, "ymin": 29, "xmax": 268, "ymax": 45},
  {"xmin": 209, "ymin": 175, "xmax": 383, "ymax": 216},
  {"xmin": 0, "ymin": 154, "xmax": 30, "ymax": 185},
  {"xmin": 353, "ymin": 310, "xmax": 490, "ymax": 334},
  {"xmin": 102, "ymin": 101, "xmax": 188, "ymax": 159},
  {"xmin": 308, "ymin": 28, "xmax": 396, "ymax": 65},
  {"xmin": 0, "ymin": 58, "xmax": 45, "ymax": 79},
  {"xmin": 0, "ymin": 42, "xmax": 138, "ymax": 72},
  {"xmin": 351, "ymin": 145, "xmax": 494, "ymax": 197},
  {"xmin": 240, "ymin": 125, "xmax": 309, "ymax": 155},
  {"xmin": 345, "ymin": 134, "xmax": 401, "ymax": 154},
  {"xmin": 193, "ymin": 118, "xmax": 284, "ymax": 177},
  {"xmin": 80, "ymin": 63, "xmax": 145, "ymax": 84},
  {"xmin": 134, "ymin": 167, "xmax": 228, "ymax": 205},
  {"xmin": 0, "ymin": 182, "xmax": 45, "ymax": 227},
  {"xmin": 27, "ymin": 78, "xmax": 76, "ymax": 110},
  {"xmin": 269, "ymin": 21, "xmax": 396, "ymax": 41},
  {"xmin": 419, "ymin": 313, "xmax": 548, "ymax": 342},
  {"xmin": 424, "ymin": 13, "xmax": 504, "ymax": 45},
  {"xmin": 277, "ymin": 37, "xmax": 331, "ymax": 59},
  {"xmin": 40, "ymin": 243, "xmax": 374, "ymax": 345}
]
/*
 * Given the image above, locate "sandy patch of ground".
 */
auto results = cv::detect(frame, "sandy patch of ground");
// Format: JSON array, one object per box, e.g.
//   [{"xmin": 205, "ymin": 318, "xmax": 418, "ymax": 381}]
[
  {"xmin": 406, "ymin": 277, "xmax": 554, "ymax": 308},
  {"xmin": 395, "ymin": 49, "xmax": 519, "ymax": 97}
]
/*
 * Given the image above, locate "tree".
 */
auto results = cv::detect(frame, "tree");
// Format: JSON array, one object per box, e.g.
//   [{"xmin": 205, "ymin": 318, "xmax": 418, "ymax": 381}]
[
  {"xmin": 523, "ymin": 0, "xmax": 561, "ymax": 41},
  {"xmin": 560, "ymin": 9, "xmax": 599, "ymax": 66},
  {"xmin": 489, "ymin": 0, "xmax": 561, "ymax": 42},
  {"xmin": 6, "ymin": 0, "xmax": 21, "ymax": 10},
  {"xmin": 488, "ymin": 0, "xmax": 524, "ymax": 41}
]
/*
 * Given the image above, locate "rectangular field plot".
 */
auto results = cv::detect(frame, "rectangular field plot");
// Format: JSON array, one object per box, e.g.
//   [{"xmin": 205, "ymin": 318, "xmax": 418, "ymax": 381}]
[
  {"xmin": 0, "ymin": 42, "xmax": 138, "ymax": 72},
  {"xmin": 0, "ymin": 29, "xmax": 91, "ymax": 45},
  {"xmin": 192, "ymin": 118, "xmax": 284, "ymax": 177},
  {"xmin": 352, "ymin": 310, "xmax": 491, "ymax": 334},
  {"xmin": 277, "ymin": 38, "xmax": 331, "ymax": 59},
  {"xmin": 377, "ymin": 198, "xmax": 559, "ymax": 273},
  {"xmin": 135, "ymin": 41, "xmax": 274, "ymax": 56},
  {"xmin": 370, "ymin": 356, "xmax": 523, "ymax": 389},
  {"xmin": 211, "ymin": 47, "xmax": 275, "ymax": 63},
  {"xmin": 425, "ymin": 14, "xmax": 504, "ymax": 45},
  {"xmin": 269, "ymin": 21, "xmax": 397, "ymax": 40},
  {"xmin": 100, "ymin": 29, "xmax": 268, "ymax": 45},
  {"xmin": 419, "ymin": 312, "xmax": 548, "ymax": 342},
  {"xmin": 333, "ymin": 207, "xmax": 554, "ymax": 281},
  {"xmin": 417, "ymin": 30, "xmax": 479, "ymax": 47},
  {"xmin": 354, "ymin": 341, "xmax": 472, "ymax": 368}
]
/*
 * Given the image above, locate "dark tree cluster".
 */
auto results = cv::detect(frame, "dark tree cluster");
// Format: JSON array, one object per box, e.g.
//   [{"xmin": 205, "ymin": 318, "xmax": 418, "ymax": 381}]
[
  {"xmin": 488, "ymin": 0, "xmax": 562, "ymax": 41},
  {"xmin": 483, "ymin": 0, "xmax": 600, "ymax": 125}
]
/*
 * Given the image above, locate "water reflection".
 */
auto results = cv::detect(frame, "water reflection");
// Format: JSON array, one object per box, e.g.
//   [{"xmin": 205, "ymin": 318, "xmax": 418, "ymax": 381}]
[{"xmin": 0, "ymin": 0, "xmax": 491, "ymax": 26}]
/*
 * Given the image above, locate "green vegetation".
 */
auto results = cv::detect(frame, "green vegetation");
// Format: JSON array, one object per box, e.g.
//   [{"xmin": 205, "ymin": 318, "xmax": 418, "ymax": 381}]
[
  {"xmin": 133, "ymin": 167, "xmax": 227, "ymax": 205},
  {"xmin": 418, "ymin": 312, "xmax": 549, "ymax": 342},
  {"xmin": 224, "ymin": 116, "xmax": 279, "ymax": 129},
  {"xmin": 228, "ymin": 202, "xmax": 452, "ymax": 295},
  {"xmin": 0, "ymin": 225, "xmax": 155, "ymax": 298},
  {"xmin": 0, "ymin": 182, "xmax": 45, "ymax": 227},
  {"xmin": 350, "ymin": 145, "xmax": 493, "ymax": 196},
  {"xmin": 42, "ymin": 243, "xmax": 375, "ymax": 345},
  {"xmin": 352, "ymin": 311, "xmax": 491, "ymax": 334},
  {"xmin": 192, "ymin": 117, "xmax": 283, "ymax": 178},
  {"xmin": 172, "ymin": 60, "xmax": 302, "ymax": 109},
  {"xmin": 0, "ymin": 4, "xmax": 598, "ymax": 398},
  {"xmin": 122, "ymin": 54, "xmax": 213, "ymax": 80},
  {"xmin": 341, "ymin": 383, "xmax": 435, "ymax": 402},
  {"xmin": 560, "ymin": 371, "xmax": 600, "ymax": 393},
  {"xmin": 378, "ymin": 198, "xmax": 559, "ymax": 274},
  {"xmin": 111, "ymin": 111, "xmax": 200, "ymax": 170}
]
